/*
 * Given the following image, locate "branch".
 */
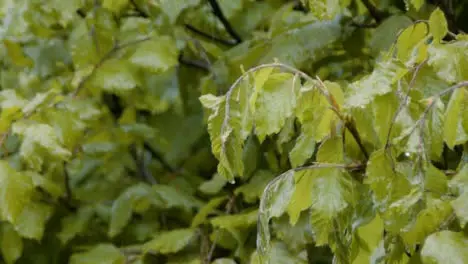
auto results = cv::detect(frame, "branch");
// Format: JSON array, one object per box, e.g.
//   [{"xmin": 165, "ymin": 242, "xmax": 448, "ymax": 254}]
[
  {"xmin": 207, "ymin": 0, "xmax": 242, "ymax": 44},
  {"xmin": 360, "ymin": 0, "xmax": 387, "ymax": 23},
  {"xmin": 184, "ymin": 24, "xmax": 237, "ymax": 46}
]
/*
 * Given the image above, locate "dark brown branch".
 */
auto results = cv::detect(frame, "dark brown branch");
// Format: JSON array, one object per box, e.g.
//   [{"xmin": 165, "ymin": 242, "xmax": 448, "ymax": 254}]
[
  {"xmin": 207, "ymin": 0, "xmax": 242, "ymax": 44},
  {"xmin": 184, "ymin": 24, "xmax": 237, "ymax": 46},
  {"xmin": 360, "ymin": 0, "xmax": 387, "ymax": 23}
]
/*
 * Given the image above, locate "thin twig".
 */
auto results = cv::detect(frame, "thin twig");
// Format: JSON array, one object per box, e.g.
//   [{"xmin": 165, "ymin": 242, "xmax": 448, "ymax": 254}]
[
  {"xmin": 360, "ymin": 0, "xmax": 387, "ymax": 23},
  {"xmin": 207, "ymin": 0, "xmax": 242, "ymax": 44},
  {"xmin": 184, "ymin": 24, "xmax": 237, "ymax": 46},
  {"xmin": 204, "ymin": 194, "xmax": 236, "ymax": 263}
]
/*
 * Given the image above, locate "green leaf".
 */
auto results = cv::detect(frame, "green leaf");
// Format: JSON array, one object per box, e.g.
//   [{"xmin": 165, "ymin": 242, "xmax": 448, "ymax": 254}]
[
  {"xmin": 346, "ymin": 60, "xmax": 406, "ymax": 108},
  {"xmin": 235, "ymin": 170, "xmax": 275, "ymax": 203},
  {"xmin": 427, "ymin": 41, "xmax": 468, "ymax": 83},
  {"xmin": 401, "ymin": 198, "xmax": 453, "ymax": 247},
  {"xmin": 451, "ymin": 192, "xmax": 468, "ymax": 228},
  {"xmin": 1, "ymin": 224, "xmax": 23, "ymax": 264},
  {"xmin": 109, "ymin": 183, "xmax": 161, "ymax": 237},
  {"xmin": 198, "ymin": 173, "xmax": 227, "ymax": 195},
  {"xmin": 289, "ymin": 132, "xmax": 315, "ymax": 167},
  {"xmin": 3, "ymin": 39, "xmax": 33, "ymax": 67},
  {"xmin": 102, "ymin": 0, "xmax": 129, "ymax": 14},
  {"xmin": 212, "ymin": 258, "xmax": 236, "ymax": 264},
  {"xmin": 91, "ymin": 59, "xmax": 139, "ymax": 93},
  {"xmin": 304, "ymin": 0, "xmax": 341, "ymax": 20},
  {"xmin": 12, "ymin": 123, "xmax": 71, "ymax": 170},
  {"xmin": 365, "ymin": 149, "xmax": 411, "ymax": 206},
  {"xmin": 396, "ymin": 22, "xmax": 429, "ymax": 66},
  {"xmin": 429, "ymin": 8, "xmax": 448, "ymax": 42},
  {"xmin": 257, "ymin": 170, "xmax": 295, "ymax": 260},
  {"xmin": 405, "ymin": 0, "xmax": 424, "ymax": 11},
  {"xmin": 158, "ymin": 0, "xmax": 200, "ymax": 24},
  {"xmin": 444, "ymin": 88, "xmax": 466, "ymax": 149},
  {"xmin": 129, "ymin": 37, "xmax": 179, "ymax": 73},
  {"xmin": 57, "ymin": 206, "xmax": 95, "ymax": 244},
  {"xmin": 0, "ymin": 161, "xmax": 34, "ymax": 224},
  {"xmin": 254, "ymin": 73, "xmax": 300, "ymax": 142},
  {"xmin": 153, "ymin": 185, "xmax": 201, "ymax": 211},
  {"xmin": 370, "ymin": 15, "xmax": 413, "ymax": 55},
  {"xmin": 70, "ymin": 244, "xmax": 125, "ymax": 264},
  {"xmin": 211, "ymin": 209, "xmax": 258, "ymax": 230},
  {"xmin": 421, "ymin": 231, "xmax": 468, "ymax": 264},
  {"xmin": 272, "ymin": 213, "xmax": 313, "ymax": 253},
  {"xmin": 250, "ymin": 241, "xmax": 307, "ymax": 264},
  {"xmin": 191, "ymin": 196, "xmax": 227, "ymax": 227},
  {"xmin": 316, "ymin": 136, "xmax": 344, "ymax": 163},
  {"xmin": 373, "ymin": 92, "xmax": 400, "ymax": 146},
  {"xmin": 352, "ymin": 215, "xmax": 384, "ymax": 264},
  {"xmin": 287, "ymin": 170, "xmax": 314, "ymax": 225},
  {"xmin": 14, "ymin": 202, "xmax": 53, "ymax": 240},
  {"xmin": 144, "ymin": 228, "xmax": 196, "ymax": 254},
  {"xmin": 309, "ymin": 169, "xmax": 355, "ymax": 245}
]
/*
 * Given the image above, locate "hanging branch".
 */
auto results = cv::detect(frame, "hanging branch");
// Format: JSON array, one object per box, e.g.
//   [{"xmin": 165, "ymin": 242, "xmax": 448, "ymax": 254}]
[
  {"xmin": 220, "ymin": 62, "xmax": 370, "ymax": 161},
  {"xmin": 207, "ymin": 0, "xmax": 242, "ymax": 44}
]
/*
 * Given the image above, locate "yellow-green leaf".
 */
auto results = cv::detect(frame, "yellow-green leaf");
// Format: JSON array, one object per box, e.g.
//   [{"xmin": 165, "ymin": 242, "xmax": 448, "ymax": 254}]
[{"xmin": 429, "ymin": 8, "xmax": 448, "ymax": 42}]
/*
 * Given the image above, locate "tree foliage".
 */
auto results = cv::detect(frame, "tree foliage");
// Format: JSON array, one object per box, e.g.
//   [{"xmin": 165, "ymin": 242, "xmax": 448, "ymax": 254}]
[{"xmin": 0, "ymin": 0, "xmax": 467, "ymax": 263}]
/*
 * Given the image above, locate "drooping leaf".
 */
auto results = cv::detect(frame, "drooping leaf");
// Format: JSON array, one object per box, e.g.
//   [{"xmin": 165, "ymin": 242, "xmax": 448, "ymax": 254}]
[
  {"xmin": 57, "ymin": 206, "xmax": 95, "ymax": 244},
  {"xmin": 428, "ymin": 41, "xmax": 468, "ymax": 83},
  {"xmin": 90, "ymin": 59, "xmax": 139, "ymax": 93},
  {"xmin": 191, "ymin": 196, "xmax": 227, "ymax": 227},
  {"xmin": 254, "ymin": 73, "xmax": 300, "ymax": 142},
  {"xmin": 235, "ymin": 170, "xmax": 275, "ymax": 203},
  {"xmin": 257, "ymin": 170, "xmax": 295, "ymax": 261}
]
